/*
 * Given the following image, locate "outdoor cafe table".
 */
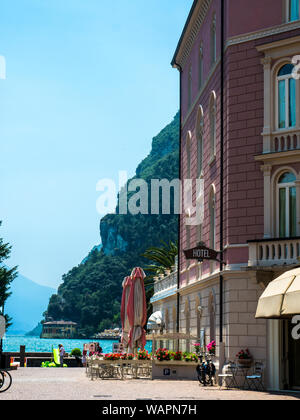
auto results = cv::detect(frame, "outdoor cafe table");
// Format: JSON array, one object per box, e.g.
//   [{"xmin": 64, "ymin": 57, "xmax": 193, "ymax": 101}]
[
  {"xmin": 87, "ymin": 358, "xmax": 152, "ymax": 380},
  {"xmin": 234, "ymin": 361, "xmax": 254, "ymax": 389}
]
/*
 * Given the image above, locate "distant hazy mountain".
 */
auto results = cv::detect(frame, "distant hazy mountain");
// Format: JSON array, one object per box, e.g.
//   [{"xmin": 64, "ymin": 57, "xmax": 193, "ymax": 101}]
[{"xmin": 5, "ymin": 273, "xmax": 56, "ymax": 335}]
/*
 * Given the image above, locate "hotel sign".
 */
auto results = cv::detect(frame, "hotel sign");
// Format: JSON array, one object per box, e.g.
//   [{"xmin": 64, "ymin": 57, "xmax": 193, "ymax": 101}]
[{"xmin": 184, "ymin": 245, "xmax": 220, "ymax": 262}]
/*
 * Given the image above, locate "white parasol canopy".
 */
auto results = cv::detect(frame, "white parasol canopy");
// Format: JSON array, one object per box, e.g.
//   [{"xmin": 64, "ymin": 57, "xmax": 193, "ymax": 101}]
[{"xmin": 256, "ymin": 267, "xmax": 300, "ymax": 319}]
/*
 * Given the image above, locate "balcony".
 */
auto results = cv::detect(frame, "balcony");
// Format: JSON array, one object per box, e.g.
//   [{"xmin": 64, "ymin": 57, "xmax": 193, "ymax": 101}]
[
  {"xmin": 257, "ymin": 129, "xmax": 300, "ymax": 165},
  {"xmin": 271, "ymin": 130, "xmax": 300, "ymax": 153},
  {"xmin": 150, "ymin": 270, "xmax": 178, "ymax": 304},
  {"xmin": 248, "ymin": 237, "xmax": 300, "ymax": 268}
]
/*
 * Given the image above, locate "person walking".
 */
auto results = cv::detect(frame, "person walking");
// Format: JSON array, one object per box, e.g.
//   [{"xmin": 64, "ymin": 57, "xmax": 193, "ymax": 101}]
[{"xmin": 58, "ymin": 344, "xmax": 65, "ymax": 367}]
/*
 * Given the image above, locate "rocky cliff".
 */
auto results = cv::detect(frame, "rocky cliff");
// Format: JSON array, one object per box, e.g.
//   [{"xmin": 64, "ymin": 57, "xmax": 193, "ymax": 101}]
[{"xmin": 43, "ymin": 112, "xmax": 179, "ymax": 337}]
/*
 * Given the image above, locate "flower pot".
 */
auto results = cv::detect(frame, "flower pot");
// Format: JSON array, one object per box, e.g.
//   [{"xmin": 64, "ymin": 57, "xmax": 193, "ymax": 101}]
[{"xmin": 237, "ymin": 358, "xmax": 253, "ymax": 368}]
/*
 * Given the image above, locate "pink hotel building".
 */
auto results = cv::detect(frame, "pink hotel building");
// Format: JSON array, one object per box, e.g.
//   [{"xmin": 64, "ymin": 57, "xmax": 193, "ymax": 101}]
[{"xmin": 151, "ymin": 0, "xmax": 300, "ymax": 389}]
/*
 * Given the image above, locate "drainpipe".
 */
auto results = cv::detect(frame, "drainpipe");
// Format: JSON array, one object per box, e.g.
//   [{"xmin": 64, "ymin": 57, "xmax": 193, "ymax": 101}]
[
  {"xmin": 219, "ymin": 0, "xmax": 225, "ymax": 346},
  {"xmin": 173, "ymin": 61, "xmax": 182, "ymax": 339},
  {"xmin": 0, "ymin": 304, "xmax": 4, "ymax": 360}
]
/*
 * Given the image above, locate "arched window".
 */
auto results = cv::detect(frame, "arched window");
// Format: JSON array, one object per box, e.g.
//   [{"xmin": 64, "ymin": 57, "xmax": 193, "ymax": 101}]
[
  {"xmin": 186, "ymin": 131, "xmax": 192, "ymax": 179},
  {"xmin": 289, "ymin": 0, "xmax": 299, "ymax": 21},
  {"xmin": 188, "ymin": 65, "xmax": 192, "ymax": 109},
  {"xmin": 198, "ymin": 42, "xmax": 203, "ymax": 90},
  {"xmin": 196, "ymin": 105, "xmax": 204, "ymax": 177},
  {"xmin": 210, "ymin": 14, "xmax": 217, "ymax": 66},
  {"xmin": 277, "ymin": 64, "xmax": 296, "ymax": 129},
  {"xmin": 209, "ymin": 91, "xmax": 217, "ymax": 159},
  {"xmin": 277, "ymin": 171, "xmax": 296, "ymax": 237},
  {"xmin": 209, "ymin": 186, "xmax": 216, "ymax": 249}
]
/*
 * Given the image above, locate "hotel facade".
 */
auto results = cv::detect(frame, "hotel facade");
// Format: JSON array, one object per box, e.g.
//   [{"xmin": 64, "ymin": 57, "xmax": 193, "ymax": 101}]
[{"xmin": 151, "ymin": 0, "xmax": 300, "ymax": 390}]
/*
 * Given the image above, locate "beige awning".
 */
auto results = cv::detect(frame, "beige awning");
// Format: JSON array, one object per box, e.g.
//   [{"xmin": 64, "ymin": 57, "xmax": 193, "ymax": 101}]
[
  {"xmin": 146, "ymin": 333, "xmax": 198, "ymax": 341},
  {"xmin": 256, "ymin": 267, "xmax": 300, "ymax": 319}
]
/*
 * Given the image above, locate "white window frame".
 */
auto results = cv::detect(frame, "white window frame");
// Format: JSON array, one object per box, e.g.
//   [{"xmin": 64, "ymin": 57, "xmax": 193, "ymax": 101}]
[
  {"xmin": 276, "ymin": 172, "xmax": 297, "ymax": 237},
  {"xmin": 286, "ymin": 0, "xmax": 300, "ymax": 22},
  {"xmin": 276, "ymin": 65, "xmax": 296, "ymax": 130}
]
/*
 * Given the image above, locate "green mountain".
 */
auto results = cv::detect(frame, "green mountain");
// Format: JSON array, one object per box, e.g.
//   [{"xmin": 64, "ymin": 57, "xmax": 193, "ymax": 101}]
[{"xmin": 43, "ymin": 112, "xmax": 179, "ymax": 338}]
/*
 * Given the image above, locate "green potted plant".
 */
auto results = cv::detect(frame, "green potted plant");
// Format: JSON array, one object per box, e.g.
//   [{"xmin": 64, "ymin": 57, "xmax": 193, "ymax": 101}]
[
  {"xmin": 70, "ymin": 348, "xmax": 82, "ymax": 367},
  {"xmin": 193, "ymin": 343, "xmax": 201, "ymax": 355},
  {"xmin": 206, "ymin": 340, "xmax": 216, "ymax": 356},
  {"xmin": 236, "ymin": 349, "xmax": 253, "ymax": 367}
]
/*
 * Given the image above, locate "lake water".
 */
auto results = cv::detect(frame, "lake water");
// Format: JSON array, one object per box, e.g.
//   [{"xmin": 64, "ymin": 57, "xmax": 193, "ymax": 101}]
[{"xmin": 2, "ymin": 335, "xmax": 152, "ymax": 354}]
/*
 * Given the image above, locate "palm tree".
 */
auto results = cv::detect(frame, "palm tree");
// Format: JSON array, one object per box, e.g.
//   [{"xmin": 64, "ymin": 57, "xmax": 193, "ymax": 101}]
[
  {"xmin": 141, "ymin": 240, "xmax": 178, "ymax": 320},
  {"xmin": 141, "ymin": 240, "xmax": 178, "ymax": 279}
]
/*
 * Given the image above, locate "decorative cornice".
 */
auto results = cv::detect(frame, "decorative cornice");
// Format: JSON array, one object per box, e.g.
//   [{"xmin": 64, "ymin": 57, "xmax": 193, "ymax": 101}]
[
  {"xmin": 255, "ymin": 149, "xmax": 300, "ymax": 165},
  {"xmin": 174, "ymin": 2, "xmax": 300, "ymax": 70},
  {"xmin": 173, "ymin": 0, "xmax": 212, "ymax": 70},
  {"xmin": 224, "ymin": 243, "xmax": 249, "ymax": 249},
  {"xmin": 226, "ymin": 21, "xmax": 300, "ymax": 48}
]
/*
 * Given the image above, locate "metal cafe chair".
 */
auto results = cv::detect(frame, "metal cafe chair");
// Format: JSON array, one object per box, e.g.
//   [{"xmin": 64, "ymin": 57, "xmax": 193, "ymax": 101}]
[
  {"xmin": 218, "ymin": 362, "xmax": 239, "ymax": 389},
  {"xmin": 244, "ymin": 362, "xmax": 265, "ymax": 391}
]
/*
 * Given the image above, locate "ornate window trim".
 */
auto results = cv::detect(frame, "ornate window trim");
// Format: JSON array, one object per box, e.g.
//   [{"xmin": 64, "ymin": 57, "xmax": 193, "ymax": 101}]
[
  {"xmin": 271, "ymin": 166, "xmax": 298, "ymax": 237},
  {"xmin": 209, "ymin": 91, "xmax": 217, "ymax": 161},
  {"xmin": 257, "ymin": 36, "xmax": 300, "ymax": 154},
  {"xmin": 210, "ymin": 13, "xmax": 217, "ymax": 67},
  {"xmin": 185, "ymin": 130, "xmax": 192, "ymax": 179},
  {"xmin": 209, "ymin": 184, "xmax": 216, "ymax": 249},
  {"xmin": 187, "ymin": 65, "xmax": 192, "ymax": 110},
  {"xmin": 198, "ymin": 42, "xmax": 204, "ymax": 91},
  {"xmin": 196, "ymin": 105, "xmax": 204, "ymax": 178}
]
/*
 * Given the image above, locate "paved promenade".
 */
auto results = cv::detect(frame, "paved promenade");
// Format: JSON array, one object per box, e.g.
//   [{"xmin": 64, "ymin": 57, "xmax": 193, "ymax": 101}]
[{"xmin": 0, "ymin": 368, "xmax": 299, "ymax": 400}]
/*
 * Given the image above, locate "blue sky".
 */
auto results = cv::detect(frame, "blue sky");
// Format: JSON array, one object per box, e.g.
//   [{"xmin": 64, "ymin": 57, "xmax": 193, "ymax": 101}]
[{"xmin": 0, "ymin": 0, "xmax": 192, "ymax": 289}]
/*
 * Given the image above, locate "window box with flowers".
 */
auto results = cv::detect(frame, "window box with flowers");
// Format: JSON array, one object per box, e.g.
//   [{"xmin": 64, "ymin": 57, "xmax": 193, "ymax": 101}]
[
  {"xmin": 183, "ymin": 353, "xmax": 198, "ymax": 363},
  {"xmin": 104, "ymin": 353, "xmax": 121, "ymax": 361},
  {"xmin": 137, "ymin": 350, "xmax": 151, "ymax": 360},
  {"xmin": 155, "ymin": 348, "xmax": 171, "ymax": 362},
  {"xmin": 172, "ymin": 351, "xmax": 183, "ymax": 361},
  {"xmin": 120, "ymin": 353, "xmax": 135, "ymax": 360}
]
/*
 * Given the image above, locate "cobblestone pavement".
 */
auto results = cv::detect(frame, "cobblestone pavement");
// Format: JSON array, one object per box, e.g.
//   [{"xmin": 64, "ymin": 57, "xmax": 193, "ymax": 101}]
[{"xmin": 0, "ymin": 368, "xmax": 299, "ymax": 400}]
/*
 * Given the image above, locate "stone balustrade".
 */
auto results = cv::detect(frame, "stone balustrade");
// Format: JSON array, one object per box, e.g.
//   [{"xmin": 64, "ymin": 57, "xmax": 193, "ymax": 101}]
[
  {"xmin": 150, "ymin": 270, "xmax": 178, "ymax": 303},
  {"xmin": 248, "ymin": 237, "xmax": 300, "ymax": 267},
  {"xmin": 271, "ymin": 129, "xmax": 300, "ymax": 153}
]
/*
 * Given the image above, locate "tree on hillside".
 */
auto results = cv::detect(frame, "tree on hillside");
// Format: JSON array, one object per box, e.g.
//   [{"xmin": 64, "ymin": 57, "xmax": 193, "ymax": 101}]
[{"xmin": 0, "ymin": 222, "xmax": 18, "ymax": 328}]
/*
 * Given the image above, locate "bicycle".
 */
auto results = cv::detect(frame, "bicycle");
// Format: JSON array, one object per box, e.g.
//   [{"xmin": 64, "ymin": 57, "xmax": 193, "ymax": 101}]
[
  {"xmin": 0, "ymin": 369, "xmax": 12, "ymax": 393},
  {"xmin": 196, "ymin": 353, "xmax": 216, "ymax": 387}
]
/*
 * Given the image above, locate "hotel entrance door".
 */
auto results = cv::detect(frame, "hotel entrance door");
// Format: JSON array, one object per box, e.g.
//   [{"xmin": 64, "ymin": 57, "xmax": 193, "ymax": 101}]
[{"xmin": 288, "ymin": 320, "xmax": 300, "ymax": 389}]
